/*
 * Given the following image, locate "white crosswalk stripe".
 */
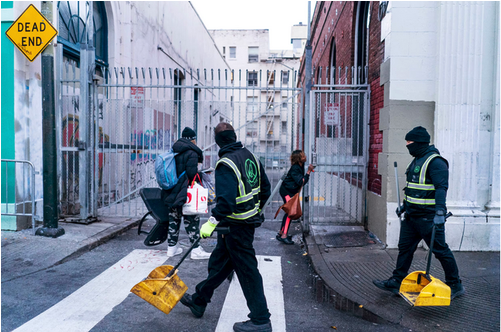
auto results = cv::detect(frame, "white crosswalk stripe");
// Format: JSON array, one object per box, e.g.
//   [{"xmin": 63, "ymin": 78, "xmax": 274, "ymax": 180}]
[
  {"xmin": 216, "ymin": 255, "xmax": 285, "ymax": 331},
  {"xmin": 13, "ymin": 250, "xmax": 285, "ymax": 332},
  {"xmin": 13, "ymin": 249, "xmax": 168, "ymax": 332}
]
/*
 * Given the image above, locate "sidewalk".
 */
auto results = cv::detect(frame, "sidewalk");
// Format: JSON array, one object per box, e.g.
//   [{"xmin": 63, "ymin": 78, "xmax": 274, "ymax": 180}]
[
  {"xmin": 305, "ymin": 224, "xmax": 500, "ymax": 332},
  {"xmin": 2, "ymin": 218, "xmax": 499, "ymax": 332}
]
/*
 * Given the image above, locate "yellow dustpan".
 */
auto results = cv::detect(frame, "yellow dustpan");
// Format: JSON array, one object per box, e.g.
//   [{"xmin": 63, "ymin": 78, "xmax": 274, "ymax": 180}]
[
  {"xmin": 131, "ymin": 227, "xmax": 228, "ymax": 314},
  {"xmin": 131, "ymin": 264, "xmax": 188, "ymax": 314},
  {"xmin": 399, "ymin": 214, "xmax": 452, "ymax": 306}
]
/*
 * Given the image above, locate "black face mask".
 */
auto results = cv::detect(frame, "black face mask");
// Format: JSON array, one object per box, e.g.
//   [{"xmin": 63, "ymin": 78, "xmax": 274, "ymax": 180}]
[
  {"xmin": 406, "ymin": 142, "xmax": 429, "ymax": 157},
  {"xmin": 215, "ymin": 130, "xmax": 237, "ymax": 148}
]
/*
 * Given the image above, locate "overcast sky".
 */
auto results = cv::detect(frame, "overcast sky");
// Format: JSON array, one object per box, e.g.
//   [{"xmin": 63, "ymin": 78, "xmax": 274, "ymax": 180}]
[{"xmin": 191, "ymin": 0, "xmax": 315, "ymax": 50}]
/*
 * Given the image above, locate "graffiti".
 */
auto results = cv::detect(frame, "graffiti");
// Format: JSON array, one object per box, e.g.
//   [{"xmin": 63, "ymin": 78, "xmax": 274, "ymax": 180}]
[
  {"xmin": 61, "ymin": 114, "xmax": 109, "ymax": 215},
  {"xmin": 130, "ymin": 129, "xmax": 171, "ymax": 164}
]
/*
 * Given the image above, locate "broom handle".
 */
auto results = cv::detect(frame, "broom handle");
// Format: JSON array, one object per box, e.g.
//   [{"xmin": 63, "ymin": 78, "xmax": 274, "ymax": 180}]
[
  {"xmin": 166, "ymin": 226, "xmax": 229, "ymax": 278},
  {"xmin": 394, "ymin": 162, "xmax": 404, "ymax": 222},
  {"xmin": 425, "ymin": 212, "xmax": 453, "ymax": 278}
]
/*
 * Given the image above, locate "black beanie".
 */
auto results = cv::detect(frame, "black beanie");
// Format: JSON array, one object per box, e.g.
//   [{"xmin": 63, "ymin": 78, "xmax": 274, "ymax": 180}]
[
  {"xmin": 405, "ymin": 126, "xmax": 430, "ymax": 143},
  {"xmin": 182, "ymin": 127, "xmax": 196, "ymax": 140}
]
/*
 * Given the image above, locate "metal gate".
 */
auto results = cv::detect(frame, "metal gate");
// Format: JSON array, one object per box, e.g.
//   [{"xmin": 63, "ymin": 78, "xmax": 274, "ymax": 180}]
[
  {"xmin": 91, "ymin": 67, "xmax": 302, "ymax": 218},
  {"xmin": 306, "ymin": 67, "xmax": 370, "ymax": 226}
]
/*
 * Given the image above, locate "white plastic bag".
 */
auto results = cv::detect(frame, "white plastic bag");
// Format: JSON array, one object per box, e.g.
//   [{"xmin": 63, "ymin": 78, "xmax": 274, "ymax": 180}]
[
  {"xmin": 182, "ymin": 175, "xmax": 209, "ymax": 215},
  {"xmin": 201, "ymin": 172, "xmax": 216, "ymax": 206}
]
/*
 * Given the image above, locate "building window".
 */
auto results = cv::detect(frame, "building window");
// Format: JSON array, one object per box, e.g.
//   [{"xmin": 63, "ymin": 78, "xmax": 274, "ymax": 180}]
[
  {"xmin": 281, "ymin": 121, "xmax": 287, "ymax": 133},
  {"xmin": 246, "ymin": 121, "xmax": 258, "ymax": 138},
  {"xmin": 248, "ymin": 71, "xmax": 258, "ymax": 86},
  {"xmin": 281, "ymin": 97, "xmax": 288, "ymax": 109},
  {"xmin": 222, "ymin": 46, "xmax": 225, "ymax": 59},
  {"xmin": 58, "ymin": 1, "xmax": 108, "ymax": 67},
  {"xmin": 247, "ymin": 97, "xmax": 258, "ymax": 112},
  {"xmin": 248, "ymin": 46, "xmax": 259, "ymax": 63},
  {"xmin": 282, "ymin": 71, "xmax": 289, "ymax": 85},
  {"xmin": 229, "ymin": 46, "xmax": 236, "ymax": 59}
]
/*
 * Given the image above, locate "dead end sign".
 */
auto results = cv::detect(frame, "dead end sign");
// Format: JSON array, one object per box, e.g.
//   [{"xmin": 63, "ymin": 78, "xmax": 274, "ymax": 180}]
[{"xmin": 5, "ymin": 4, "xmax": 58, "ymax": 62}]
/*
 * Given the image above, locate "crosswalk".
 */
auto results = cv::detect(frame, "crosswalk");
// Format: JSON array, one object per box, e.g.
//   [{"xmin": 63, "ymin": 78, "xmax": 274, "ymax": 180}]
[{"xmin": 13, "ymin": 250, "xmax": 285, "ymax": 332}]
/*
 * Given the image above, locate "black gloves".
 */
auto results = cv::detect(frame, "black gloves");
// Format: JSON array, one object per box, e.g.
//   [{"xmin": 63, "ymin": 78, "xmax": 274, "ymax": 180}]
[
  {"xmin": 396, "ymin": 205, "xmax": 405, "ymax": 217},
  {"xmin": 434, "ymin": 210, "xmax": 445, "ymax": 225}
]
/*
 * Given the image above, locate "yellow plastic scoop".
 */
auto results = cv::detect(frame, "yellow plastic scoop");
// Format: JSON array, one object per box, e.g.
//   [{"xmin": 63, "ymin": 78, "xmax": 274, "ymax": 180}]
[
  {"xmin": 399, "ymin": 214, "xmax": 452, "ymax": 306},
  {"xmin": 130, "ymin": 264, "xmax": 188, "ymax": 315},
  {"xmin": 399, "ymin": 270, "xmax": 451, "ymax": 306}
]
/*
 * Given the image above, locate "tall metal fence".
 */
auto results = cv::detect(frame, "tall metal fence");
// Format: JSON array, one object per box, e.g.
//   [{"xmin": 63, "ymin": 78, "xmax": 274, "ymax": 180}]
[
  {"xmin": 57, "ymin": 60, "xmax": 302, "ymax": 219},
  {"xmin": 306, "ymin": 66, "xmax": 370, "ymax": 225}
]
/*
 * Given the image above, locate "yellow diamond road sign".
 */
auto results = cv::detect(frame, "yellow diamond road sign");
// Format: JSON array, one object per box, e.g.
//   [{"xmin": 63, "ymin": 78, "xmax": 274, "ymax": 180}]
[{"xmin": 5, "ymin": 4, "xmax": 58, "ymax": 62}]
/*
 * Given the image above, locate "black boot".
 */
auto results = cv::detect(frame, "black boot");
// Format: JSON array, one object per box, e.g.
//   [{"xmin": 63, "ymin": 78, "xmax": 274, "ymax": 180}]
[
  {"xmin": 180, "ymin": 293, "xmax": 206, "ymax": 318},
  {"xmin": 372, "ymin": 277, "xmax": 401, "ymax": 294},
  {"xmin": 449, "ymin": 281, "xmax": 465, "ymax": 299}
]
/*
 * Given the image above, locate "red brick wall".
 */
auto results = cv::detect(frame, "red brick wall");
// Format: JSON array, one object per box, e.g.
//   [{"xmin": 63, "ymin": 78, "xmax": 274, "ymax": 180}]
[
  {"xmin": 299, "ymin": 2, "xmax": 385, "ymax": 195},
  {"xmin": 367, "ymin": 3, "xmax": 384, "ymax": 195}
]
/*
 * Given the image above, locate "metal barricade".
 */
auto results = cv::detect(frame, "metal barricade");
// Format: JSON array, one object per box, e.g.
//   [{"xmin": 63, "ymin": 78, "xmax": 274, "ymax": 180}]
[{"xmin": 1, "ymin": 159, "xmax": 37, "ymax": 234}]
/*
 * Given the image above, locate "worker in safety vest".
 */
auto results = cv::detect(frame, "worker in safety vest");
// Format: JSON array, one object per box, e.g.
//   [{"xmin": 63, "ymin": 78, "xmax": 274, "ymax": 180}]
[
  {"xmin": 180, "ymin": 122, "xmax": 273, "ymax": 332},
  {"xmin": 373, "ymin": 126, "xmax": 465, "ymax": 300}
]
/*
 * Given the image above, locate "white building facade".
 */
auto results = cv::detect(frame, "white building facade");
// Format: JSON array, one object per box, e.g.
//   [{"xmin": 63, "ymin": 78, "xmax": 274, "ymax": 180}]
[
  {"xmin": 209, "ymin": 29, "xmax": 305, "ymax": 167},
  {"xmin": 372, "ymin": 1, "xmax": 500, "ymax": 251}
]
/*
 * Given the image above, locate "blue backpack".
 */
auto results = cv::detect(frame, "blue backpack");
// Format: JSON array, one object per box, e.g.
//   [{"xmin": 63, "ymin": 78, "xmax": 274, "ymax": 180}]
[{"xmin": 155, "ymin": 149, "xmax": 185, "ymax": 190}]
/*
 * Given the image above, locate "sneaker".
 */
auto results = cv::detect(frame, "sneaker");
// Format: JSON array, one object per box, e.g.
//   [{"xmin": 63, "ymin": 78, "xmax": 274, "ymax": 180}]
[
  {"xmin": 191, "ymin": 246, "xmax": 211, "ymax": 260},
  {"xmin": 180, "ymin": 293, "xmax": 206, "ymax": 318},
  {"xmin": 233, "ymin": 320, "xmax": 272, "ymax": 332},
  {"xmin": 449, "ymin": 281, "xmax": 465, "ymax": 299},
  {"xmin": 167, "ymin": 244, "xmax": 183, "ymax": 257},
  {"xmin": 372, "ymin": 277, "xmax": 401, "ymax": 294}
]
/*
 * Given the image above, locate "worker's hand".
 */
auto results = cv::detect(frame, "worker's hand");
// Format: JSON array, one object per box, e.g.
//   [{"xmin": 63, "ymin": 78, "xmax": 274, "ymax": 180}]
[
  {"xmin": 307, "ymin": 164, "xmax": 316, "ymax": 173},
  {"xmin": 395, "ymin": 205, "xmax": 405, "ymax": 217},
  {"xmin": 434, "ymin": 211, "xmax": 445, "ymax": 225},
  {"xmin": 200, "ymin": 216, "xmax": 218, "ymax": 238}
]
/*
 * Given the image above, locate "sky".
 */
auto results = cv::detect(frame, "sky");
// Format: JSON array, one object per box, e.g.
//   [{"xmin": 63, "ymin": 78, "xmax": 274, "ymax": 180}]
[{"xmin": 191, "ymin": 0, "xmax": 315, "ymax": 50}]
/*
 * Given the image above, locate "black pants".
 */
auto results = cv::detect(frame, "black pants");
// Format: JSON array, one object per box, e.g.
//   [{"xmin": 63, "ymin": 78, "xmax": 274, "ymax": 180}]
[
  {"xmin": 192, "ymin": 223, "xmax": 271, "ymax": 324},
  {"xmin": 392, "ymin": 214, "xmax": 460, "ymax": 285}
]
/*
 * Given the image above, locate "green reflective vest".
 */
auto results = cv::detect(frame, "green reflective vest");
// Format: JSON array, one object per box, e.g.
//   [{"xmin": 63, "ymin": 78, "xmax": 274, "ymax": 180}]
[
  {"xmin": 404, "ymin": 152, "xmax": 442, "ymax": 209},
  {"xmin": 216, "ymin": 150, "xmax": 262, "ymax": 221}
]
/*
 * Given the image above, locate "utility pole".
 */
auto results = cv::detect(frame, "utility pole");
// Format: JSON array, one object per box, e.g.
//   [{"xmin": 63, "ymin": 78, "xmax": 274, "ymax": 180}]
[
  {"xmin": 302, "ymin": 1, "xmax": 313, "ymax": 234},
  {"xmin": 36, "ymin": 1, "xmax": 64, "ymax": 238}
]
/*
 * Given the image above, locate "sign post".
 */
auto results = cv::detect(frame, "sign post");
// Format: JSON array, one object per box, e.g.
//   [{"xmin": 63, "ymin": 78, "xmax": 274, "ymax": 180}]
[{"xmin": 7, "ymin": 3, "xmax": 65, "ymax": 237}]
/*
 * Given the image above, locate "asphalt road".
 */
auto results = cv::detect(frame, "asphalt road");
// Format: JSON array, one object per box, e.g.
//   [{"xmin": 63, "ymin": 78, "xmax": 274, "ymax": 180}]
[{"xmin": 1, "ymin": 217, "xmax": 409, "ymax": 332}]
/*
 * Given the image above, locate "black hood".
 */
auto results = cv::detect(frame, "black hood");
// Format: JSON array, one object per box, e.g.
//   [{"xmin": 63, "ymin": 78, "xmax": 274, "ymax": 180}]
[
  {"xmin": 218, "ymin": 141, "xmax": 244, "ymax": 157},
  {"xmin": 172, "ymin": 138, "xmax": 203, "ymax": 162}
]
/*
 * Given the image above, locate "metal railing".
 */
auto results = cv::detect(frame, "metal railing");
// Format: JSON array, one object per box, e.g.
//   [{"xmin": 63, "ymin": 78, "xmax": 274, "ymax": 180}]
[{"xmin": 1, "ymin": 159, "xmax": 38, "ymax": 234}]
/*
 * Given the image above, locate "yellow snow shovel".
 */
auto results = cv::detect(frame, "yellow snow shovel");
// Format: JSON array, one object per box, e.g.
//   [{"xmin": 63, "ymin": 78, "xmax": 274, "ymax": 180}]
[
  {"xmin": 399, "ymin": 212, "xmax": 452, "ymax": 306},
  {"xmin": 131, "ymin": 227, "xmax": 228, "ymax": 314}
]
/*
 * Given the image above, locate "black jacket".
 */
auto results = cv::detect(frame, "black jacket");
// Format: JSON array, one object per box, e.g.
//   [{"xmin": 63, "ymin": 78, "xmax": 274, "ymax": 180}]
[
  {"xmin": 280, "ymin": 163, "xmax": 310, "ymax": 198},
  {"xmin": 403, "ymin": 144, "xmax": 448, "ymax": 217},
  {"xmin": 211, "ymin": 142, "xmax": 271, "ymax": 224},
  {"xmin": 161, "ymin": 138, "xmax": 203, "ymax": 209}
]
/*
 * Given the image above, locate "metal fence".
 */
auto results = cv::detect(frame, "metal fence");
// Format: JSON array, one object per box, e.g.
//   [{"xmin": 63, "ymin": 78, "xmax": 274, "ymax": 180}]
[
  {"xmin": 306, "ymin": 66, "xmax": 370, "ymax": 225},
  {"xmin": 78, "ymin": 65, "xmax": 302, "ymax": 218},
  {"xmin": 1, "ymin": 159, "xmax": 38, "ymax": 234}
]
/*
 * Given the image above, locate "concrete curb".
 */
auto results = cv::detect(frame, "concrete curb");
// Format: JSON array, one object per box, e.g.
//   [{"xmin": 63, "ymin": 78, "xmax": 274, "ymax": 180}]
[{"xmin": 304, "ymin": 233, "xmax": 386, "ymax": 323}]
